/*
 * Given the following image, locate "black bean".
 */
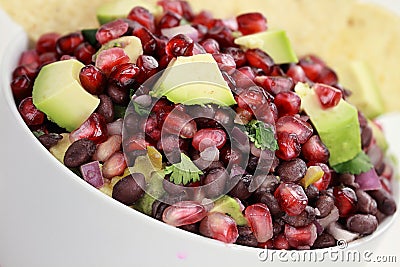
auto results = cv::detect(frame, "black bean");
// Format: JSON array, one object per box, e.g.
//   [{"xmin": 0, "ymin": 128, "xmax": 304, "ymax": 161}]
[
  {"xmin": 312, "ymin": 233, "xmax": 336, "ymax": 249},
  {"xmin": 305, "ymin": 184, "xmax": 320, "ymax": 201},
  {"xmin": 253, "ymin": 174, "xmax": 279, "ymax": 193},
  {"xmin": 96, "ymin": 94, "xmax": 114, "ymax": 123},
  {"xmin": 346, "ymin": 214, "xmax": 378, "ymax": 235},
  {"xmin": 38, "ymin": 133, "xmax": 63, "ymax": 149},
  {"xmin": 282, "ymin": 206, "xmax": 316, "ymax": 227},
  {"xmin": 107, "ymin": 84, "xmax": 129, "ymax": 105},
  {"xmin": 361, "ymin": 126, "xmax": 373, "ymax": 149},
  {"xmin": 124, "ymin": 113, "xmax": 142, "ymax": 133},
  {"xmin": 369, "ymin": 189, "xmax": 397, "ymax": 215},
  {"xmin": 112, "ymin": 173, "xmax": 146, "ymax": 206},
  {"xmin": 64, "ymin": 139, "xmax": 96, "ymax": 168},
  {"xmin": 214, "ymin": 108, "xmax": 234, "ymax": 129},
  {"xmin": 246, "ymin": 155, "xmax": 259, "ymax": 174},
  {"xmin": 202, "ymin": 167, "xmax": 228, "ymax": 198},
  {"xmin": 338, "ymin": 173, "xmax": 358, "ymax": 188},
  {"xmin": 356, "ymin": 189, "xmax": 377, "ymax": 215},
  {"xmin": 254, "ymin": 191, "xmax": 283, "ymax": 217},
  {"xmin": 273, "ymin": 220, "xmax": 284, "ymax": 236},
  {"xmin": 276, "ymin": 158, "xmax": 307, "ymax": 183},
  {"xmin": 179, "ymin": 223, "xmax": 200, "ymax": 234},
  {"xmin": 316, "ymin": 195, "xmax": 335, "ymax": 217},
  {"xmin": 236, "ymin": 226, "xmax": 258, "ymax": 247},
  {"xmin": 152, "ymin": 200, "xmax": 169, "ymax": 221},
  {"xmin": 229, "ymin": 174, "xmax": 253, "ymax": 200}
]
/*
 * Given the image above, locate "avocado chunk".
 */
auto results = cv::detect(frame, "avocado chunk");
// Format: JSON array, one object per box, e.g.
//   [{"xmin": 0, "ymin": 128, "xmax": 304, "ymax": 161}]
[
  {"xmin": 335, "ymin": 60, "xmax": 384, "ymax": 119},
  {"xmin": 295, "ymin": 83, "xmax": 361, "ymax": 166},
  {"xmin": 210, "ymin": 195, "xmax": 248, "ymax": 226},
  {"xmin": 96, "ymin": 0, "xmax": 162, "ymax": 25},
  {"xmin": 94, "ymin": 36, "xmax": 143, "ymax": 64},
  {"xmin": 234, "ymin": 29, "xmax": 298, "ymax": 64},
  {"xmin": 133, "ymin": 171, "xmax": 165, "ymax": 215},
  {"xmin": 369, "ymin": 120, "xmax": 388, "ymax": 152},
  {"xmin": 151, "ymin": 54, "xmax": 236, "ymax": 106},
  {"xmin": 32, "ymin": 60, "xmax": 100, "ymax": 132}
]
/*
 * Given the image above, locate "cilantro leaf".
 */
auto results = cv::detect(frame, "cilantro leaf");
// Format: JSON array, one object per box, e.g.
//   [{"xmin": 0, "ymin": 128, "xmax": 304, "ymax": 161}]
[
  {"xmin": 114, "ymin": 104, "xmax": 127, "ymax": 119},
  {"xmin": 32, "ymin": 130, "xmax": 45, "ymax": 138},
  {"xmin": 245, "ymin": 120, "xmax": 278, "ymax": 151},
  {"xmin": 164, "ymin": 153, "xmax": 203, "ymax": 185},
  {"xmin": 332, "ymin": 151, "xmax": 373, "ymax": 175},
  {"xmin": 133, "ymin": 102, "xmax": 150, "ymax": 116}
]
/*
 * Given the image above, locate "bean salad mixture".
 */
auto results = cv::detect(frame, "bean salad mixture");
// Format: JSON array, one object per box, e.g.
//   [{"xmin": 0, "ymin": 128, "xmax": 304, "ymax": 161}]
[{"xmin": 10, "ymin": 0, "xmax": 397, "ymax": 250}]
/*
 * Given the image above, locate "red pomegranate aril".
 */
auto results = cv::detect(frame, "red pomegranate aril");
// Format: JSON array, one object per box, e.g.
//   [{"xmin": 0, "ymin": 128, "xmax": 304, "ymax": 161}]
[
  {"xmin": 11, "ymin": 75, "xmax": 32, "ymax": 102},
  {"xmin": 276, "ymin": 132, "xmax": 301, "ymax": 161},
  {"xmin": 79, "ymin": 65, "xmax": 107, "ymax": 95},
  {"xmin": 273, "ymin": 233, "xmax": 290, "ymax": 250},
  {"xmin": 274, "ymin": 91, "xmax": 301, "ymax": 116},
  {"xmin": 145, "ymin": 114, "xmax": 161, "ymax": 141},
  {"xmin": 192, "ymin": 128, "xmax": 227, "ymax": 152},
  {"xmin": 157, "ymin": 0, "xmax": 183, "ymax": 16},
  {"xmin": 269, "ymin": 66, "xmax": 285, "ymax": 76},
  {"xmin": 255, "ymin": 76, "xmax": 294, "ymax": 96},
  {"xmin": 109, "ymin": 63, "xmax": 140, "ymax": 88},
  {"xmin": 284, "ymin": 223, "xmax": 317, "ymax": 248},
  {"xmin": 70, "ymin": 113, "xmax": 108, "ymax": 144},
  {"xmin": 102, "ymin": 151, "xmax": 127, "ymax": 179},
  {"xmin": 128, "ymin": 6, "xmax": 155, "ymax": 32},
  {"xmin": 123, "ymin": 133, "xmax": 150, "ymax": 152},
  {"xmin": 96, "ymin": 19, "xmax": 129, "ymax": 45},
  {"xmin": 234, "ymin": 106, "xmax": 253, "ymax": 125},
  {"xmin": 286, "ymin": 64, "xmax": 307, "ymax": 84},
  {"xmin": 56, "ymin": 32, "xmax": 84, "ymax": 55},
  {"xmin": 245, "ymin": 203, "xmax": 273, "ymax": 243},
  {"xmin": 74, "ymin": 42, "xmax": 96, "ymax": 64},
  {"xmin": 200, "ymin": 38, "xmax": 220, "ymax": 54},
  {"xmin": 317, "ymin": 67, "xmax": 338, "ymax": 86},
  {"xmin": 237, "ymin": 12, "xmax": 267, "ymax": 35},
  {"xmin": 36, "ymin": 32, "xmax": 60, "ymax": 54},
  {"xmin": 310, "ymin": 162, "xmax": 331, "ymax": 191},
  {"xmin": 163, "ymin": 110, "xmax": 197, "ymax": 139},
  {"xmin": 180, "ymin": 0, "xmax": 194, "ymax": 20},
  {"xmin": 199, "ymin": 212, "xmax": 239, "ymax": 244},
  {"xmin": 274, "ymin": 182, "xmax": 308, "ymax": 216},
  {"xmin": 18, "ymin": 97, "xmax": 45, "ymax": 126},
  {"xmin": 186, "ymin": 42, "xmax": 206, "ymax": 56},
  {"xmin": 220, "ymin": 146, "xmax": 243, "ymax": 166},
  {"xmin": 276, "ymin": 115, "xmax": 313, "ymax": 144},
  {"xmin": 192, "ymin": 10, "xmax": 214, "ymax": 27},
  {"xmin": 301, "ymin": 135, "xmax": 330, "ymax": 163},
  {"xmin": 18, "ymin": 49, "xmax": 40, "ymax": 69},
  {"xmin": 95, "ymin": 47, "xmax": 130, "ymax": 75},
  {"xmin": 298, "ymin": 56, "xmax": 325, "ymax": 81},
  {"xmin": 12, "ymin": 65, "xmax": 37, "ymax": 80},
  {"xmin": 237, "ymin": 87, "xmax": 267, "ymax": 112},
  {"xmin": 245, "ymin": 49, "xmax": 274, "ymax": 74},
  {"xmin": 163, "ymin": 201, "xmax": 207, "ymax": 227},
  {"xmin": 212, "ymin": 53, "xmax": 236, "ymax": 68},
  {"xmin": 333, "ymin": 186, "xmax": 357, "ymax": 217},
  {"xmin": 38, "ymin": 52, "xmax": 58, "ymax": 66},
  {"xmin": 206, "ymin": 25, "xmax": 235, "ymax": 47},
  {"xmin": 136, "ymin": 55, "xmax": 159, "ymax": 83},
  {"xmin": 158, "ymin": 11, "xmax": 182, "ymax": 29},
  {"xmin": 223, "ymin": 47, "xmax": 247, "ymax": 68},
  {"xmin": 254, "ymin": 103, "xmax": 276, "ymax": 125},
  {"xmin": 166, "ymin": 34, "xmax": 194, "ymax": 57},
  {"xmin": 313, "ymin": 83, "xmax": 342, "ymax": 109},
  {"xmin": 132, "ymin": 27, "xmax": 158, "ymax": 55}
]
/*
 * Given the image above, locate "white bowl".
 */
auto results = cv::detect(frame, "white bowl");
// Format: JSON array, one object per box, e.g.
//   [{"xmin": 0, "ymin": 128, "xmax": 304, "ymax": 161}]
[{"xmin": 0, "ymin": 4, "xmax": 399, "ymax": 267}]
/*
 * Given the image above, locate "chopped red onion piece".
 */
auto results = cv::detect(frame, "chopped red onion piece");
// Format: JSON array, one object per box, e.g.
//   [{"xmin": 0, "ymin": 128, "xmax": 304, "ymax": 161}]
[
  {"xmin": 200, "ymin": 146, "xmax": 219, "ymax": 161},
  {"xmin": 107, "ymin": 118, "xmax": 123, "ymax": 136},
  {"xmin": 355, "ymin": 168, "xmax": 382, "ymax": 191},
  {"xmin": 80, "ymin": 161, "xmax": 104, "ymax": 188},
  {"xmin": 161, "ymin": 25, "xmax": 199, "ymax": 42},
  {"xmin": 317, "ymin": 206, "xmax": 339, "ymax": 229},
  {"xmin": 327, "ymin": 222, "xmax": 360, "ymax": 243}
]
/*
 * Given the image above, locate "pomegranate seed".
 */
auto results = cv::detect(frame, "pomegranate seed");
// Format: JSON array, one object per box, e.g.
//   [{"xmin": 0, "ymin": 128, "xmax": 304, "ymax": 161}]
[
  {"xmin": 237, "ymin": 12, "xmax": 267, "ymax": 35},
  {"xmin": 255, "ymin": 76, "xmax": 294, "ymax": 96},
  {"xmin": 180, "ymin": 1, "xmax": 194, "ymax": 20},
  {"xmin": 276, "ymin": 132, "xmax": 301, "ymax": 161},
  {"xmin": 276, "ymin": 115, "xmax": 313, "ymax": 144},
  {"xmin": 136, "ymin": 55, "xmax": 159, "ymax": 83},
  {"xmin": 301, "ymin": 135, "xmax": 330, "ymax": 163},
  {"xmin": 236, "ymin": 86, "xmax": 267, "ymax": 112},
  {"xmin": 157, "ymin": 0, "xmax": 183, "ymax": 16},
  {"xmin": 56, "ymin": 32, "xmax": 84, "ymax": 55},
  {"xmin": 18, "ymin": 49, "xmax": 40, "ymax": 69},
  {"xmin": 132, "ymin": 27, "xmax": 158, "ymax": 55},
  {"xmin": 286, "ymin": 64, "xmax": 307, "ymax": 84},
  {"xmin": 223, "ymin": 47, "xmax": 247, "ymax": 67},
  {"xmin": 145, "ymin": 114, "xmax": 161, "ymax": 141},
  {"xmin": 166, "ymin": 34, "xmax": 194, "ymax": 57},
  {"xmin": 245, "ymin": 49, "xmax": 274, "ymax": 74},
  {"xmin": 69, "ymin": 113, "xmax": 108, "ymax": 144},
  {"xmin": 187, "ymin": 42, "xmax": 206, "ymax": 56},
  {"xmin": 123, "ymin": 133, "xmax": 150, "ymax": 152},
  {"xmin": 199, "ymin": 212, "xmax": 238, "ymax": 244},
  {"xmin": 206, "ymin": 25, "xmax": 235, "ymax": 47},
  {"xmin": 313, "ymin": 83, "xmax": 342, "ymax": 109},
  {"xmin": 192, "ymin": 10, "xmax": 214, "ymax": 27},
  {"xmin": 212, "ymin": 53, "xmax": 236, "ymax": 68},
  {"xmin": 102, "ymin": 151, "xmax": 127, "ymax": 179},
  {"xmin": 200, "ymin": 38, "xmax": 220, "ymax": 54},
  {"xmin": 36, "ymin": 32, "xmax": 60, "ymax": 54},
  {"xmin": 95, "ymin": 47, "xmax": 130, "ymax": 75},
  {"xmin": 93, "ymin": 135, "xmax": 122, "ymax": 162},
  {"xmin": 245, "ymin": 203, "xmax": 273, "ymax": 243},
  {"xmin": 158, "ymin": 11, "xmax": 182, "ymax": 29},
  {"xmin": 18, "ymin": 97, "xmax": 45, "ymax": 126},
  {"xmin": 163, "ymin": 201, "xmax": 207, "ymax": 227},
  {"xmin": 234, "ymin": 107, "xmax": 253, "ymax": 125},
  {"xmin": 274, "ymin": 182, "xmax": 308, "ymax": 216},
  {"xmin": 96, "ymin": 19, "xmax": 129, "ymax": 45},
  {"xmin": 79, "ymin": 65, "xmax": 107, "ymax": 95},
  {"xmin": 163, "ymin": 109, "xmax": 197, "ymax": 139},
  {"xmin": 284, "ymin": 223, "xmax": 317, "ymax": 248},
  {"xmin": 192, "ymin": 128, "xmax": 227, "ymax": 151},
  {"xmin": 269, "ymin": 66, "xmax": 285, "ymax": 76},
  {"xmin": 11, "ymin": 75, "xmax": 32, "ymax": 102},
  {"xmin": 12, "ymin": 65, "xmax": 37, "ymax": 80},
  {"xmin": 273, "ymin": 233, "xmax": 290, "ymax": 250},
  {"xmin": 38, "ymin": 52, "xmax": 58, "ymax": 66},
  {"xmin": 128, "ymin": 6, "xmax": 155, "ymax": 33},
  {"xmin": 316, "ymin": 67, "xmax": 338, "ymax": 86},
  {"xmin": 298, "ymin": 56, "xmax": 325, "ymax": 81},
  {"xmin": 192, "ymin": 24, "xmax": 208, "ymax": 40},
  {"xmin": 254, "ymin": 103, "xmax": 276, "ymax": 125},
  {"xmin": 74, "ymin": 42, "xmax": 96, "ymax": 64},
  {"xmin": 274, "ymin": 92, "xmax": 301, "ymax": 117},
  {"xmin": 310, "ymin": 162, "xmax": 331, "ymax": 191},
  {"xmin": 109, "ymin": 63, "xmax": 140, "ymax": 88},
  {"xmin": 333, "ymin": 186, "xmax": 357, "ymax": 217}
]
